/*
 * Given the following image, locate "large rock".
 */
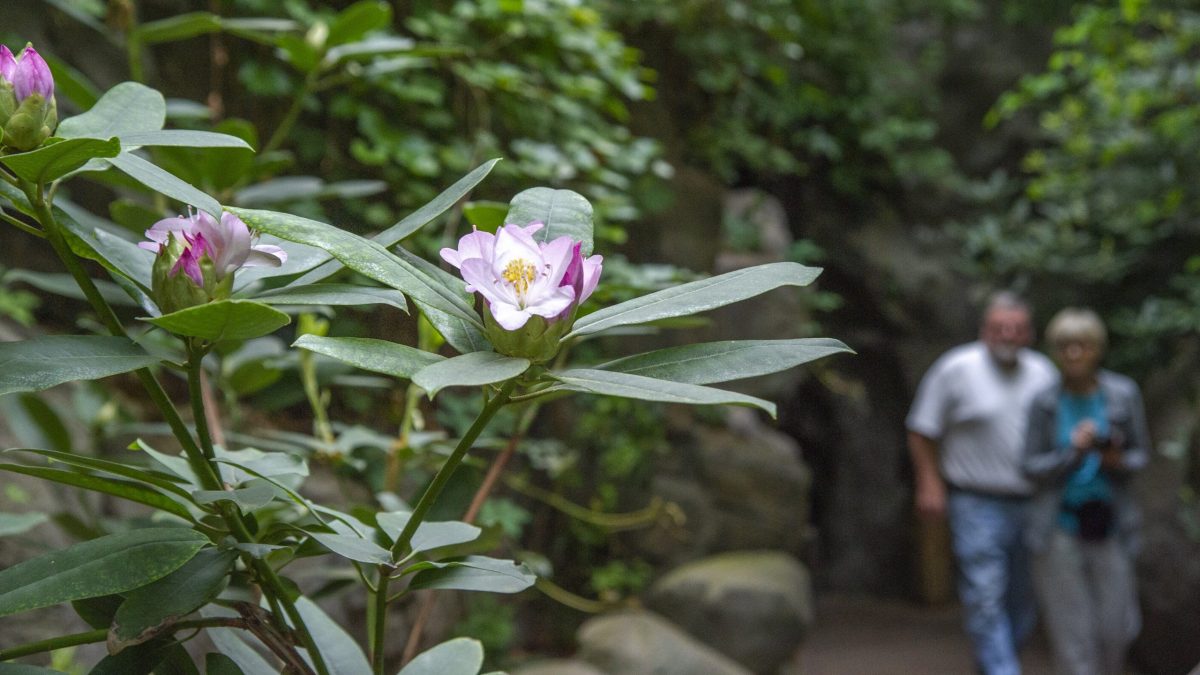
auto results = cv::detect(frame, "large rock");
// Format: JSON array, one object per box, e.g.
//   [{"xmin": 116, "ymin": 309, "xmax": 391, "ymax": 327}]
[
  {"xmin": 577, "ymin": 610, "xmax": 752, "ymax": 675},
  {"xmin": 646, "ymin": 551, "xmax": 814, "ymax": 674},
  {"xmin": 511, "ymin": 660, "xmax": 606, "ymax": 675}
]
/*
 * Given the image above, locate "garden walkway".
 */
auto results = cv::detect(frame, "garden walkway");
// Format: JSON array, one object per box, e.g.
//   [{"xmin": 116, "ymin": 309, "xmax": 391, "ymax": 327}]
[{"xmin": 789, "ymin": 594, "xmax": 1055, "ymax": 674}]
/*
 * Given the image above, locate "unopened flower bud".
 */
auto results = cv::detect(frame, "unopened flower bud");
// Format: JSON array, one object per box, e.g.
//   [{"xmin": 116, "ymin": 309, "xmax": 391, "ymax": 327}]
[{"xmin": 1, "ymin": 44, "xmax": 57, "ymax": 152}]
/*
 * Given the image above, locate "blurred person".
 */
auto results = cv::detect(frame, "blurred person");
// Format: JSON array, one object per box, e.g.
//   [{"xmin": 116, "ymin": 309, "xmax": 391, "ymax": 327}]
[
  {"xmin": 1023, "ymin": 308, "xmax": 1147, "ymax": 675},
  {"xmin": 907, "ymin": 292, "xmax": 1058, "ymax": 675}
]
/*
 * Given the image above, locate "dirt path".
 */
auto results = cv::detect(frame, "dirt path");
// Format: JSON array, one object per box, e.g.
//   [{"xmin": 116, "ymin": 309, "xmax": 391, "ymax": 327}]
[{"xmin": 789, "ymin": 594, "xmax": 1055, "ymax": 675}]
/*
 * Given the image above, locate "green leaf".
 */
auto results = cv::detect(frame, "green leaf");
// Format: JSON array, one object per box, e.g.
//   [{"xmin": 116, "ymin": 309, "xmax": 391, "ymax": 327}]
[
  {"xmin": 328, "ymin": 1, "xmax": 393, "ymax": 46},
  {"xmin": 5, "ymin": 268, "xmax": 138, "ymax": 307},
  {"xmin": 56, "ymin": 203, "xmax": 155, "ymax": 289},
  {"xmin": 306, "ymin": 529, "xmax": 391, "ymax": 564},
  {"xmin": 119, "ymin": 130, "xmax": 253, "ymax": 150},
  {"xmin": 0, "ymin": 137, "xmax": 121, "ymax": 183},
  {"xmin": 596, "ymin": 338, "xmax": 853, "ymax": 384},
  {"xmin": 0, "ymin": 335, "xmax": 160, "ymax": 396},
  {"xmin": 42, "ymin": 51, "xmax": 101, "ymax": 109},
  {"xmin": 392, "ymin": 248, "xmax": 489, "ymax": 353},
  {"xmin": 412, "ymin": 352, "xmax": 529, "ymax": 398},
  {"xmin": 396, "ymin": 638, "xmax": 484, "ymax": 675},
  {"xmin": 461, "ymin": 201, "xmax": 508, "ymax": 231},
  {"xmin": 58, "ymin": 82, "xmax": 166, "ymax": 139},
  {"xmin": 325, "ymin": 36, "xmax": 416, "ymax": 64},
  {"xmin": 110, "ymin": 548, "xmax": 236, "ymax": 651},
  {"xmin": 0, "ymin": 527, "xmax": 207, "ymax": 617},
  {"xmin": 0, "ymin": 511, "xmax": 48, "ymax": 537},
  {"xmin": 192, "ymin": 480, "xmax": 278, "ymax": 511},
  {"xmin": 254, "ymin": 284, "xmax": 408, "ymax": 312},
  {"xmin": 0, "ymin": 666, "xmax": 68, "ymax": 674},
  {"xmin": 130, "ymin": 12, "xmax": 222, "ymax": 45},
  {"xmin": 376, "ymin": 513, "xmax": 482, "ymax": 555},
  {"xmin": 290, "ymin": 159, "xmax": 500, "ymax": 286},
  {"xmin": 231, "ymin": 208, "xmax": 480, "ymax": 325},
  {"xmin": 293, "ymin": 597, "xmax": 372, "ymax": 675},
  {"xmin": 567, "ymin": 262, "xmax": 822, "ymax": 338},
  {"xmin": 505, "ymin": 187, "xmax": 594, "ymax": 256},
  {"xmin": 146, "ymin": 299, "xmax": 291, "ymax": 342},
  {"xmin": 202, "ymin": 609, "xmax": 277, "ymax": 675},
  {"xmin": 205, "ymin": 654, "xmax": 246, "ymax": 675},
  {"xmin": 0, "ymin": 464, "xmax": 196, "ymax": 520},
  {"xmin": 9, "ymin": 448, "xmax": 193, "ymax": 500},
  {"xmin": 107, "ymin": 152, "xmax": 223, "ymax": 219},
  {"xmin": 548, "ymin": 369, "xmax": 777, "ymax": 417},
  {"xmin": 292, "ymin": 335, "xmax": 443, "ymax": 379},
  {"xmin": 406, "ymin": 556, "xmax": 535, "ymax": 594}
]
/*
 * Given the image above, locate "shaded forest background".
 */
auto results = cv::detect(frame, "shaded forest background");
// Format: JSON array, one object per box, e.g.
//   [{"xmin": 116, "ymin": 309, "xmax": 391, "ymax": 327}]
[{"xmin": 3, "ymin": 0, "xmax": 1200, "ymax": 672}]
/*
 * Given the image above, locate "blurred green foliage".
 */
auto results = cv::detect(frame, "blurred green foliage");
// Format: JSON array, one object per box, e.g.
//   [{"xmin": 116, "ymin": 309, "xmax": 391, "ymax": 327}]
[{"xmin": 964, "ymin": 0, "xmax": 1200, "ymax": 372}]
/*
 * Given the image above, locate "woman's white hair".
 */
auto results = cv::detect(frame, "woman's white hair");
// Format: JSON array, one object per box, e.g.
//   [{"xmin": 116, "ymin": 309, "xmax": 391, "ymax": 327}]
[{"xmin": 1045, "ymin": 307, "xmax": 1107, "ymax": 349}]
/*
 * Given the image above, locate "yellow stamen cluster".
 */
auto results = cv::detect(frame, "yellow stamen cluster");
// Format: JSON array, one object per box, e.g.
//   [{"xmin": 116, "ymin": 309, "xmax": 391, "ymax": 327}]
[{"xmin": 502, "ymin": 258, "xmax": 537, "ymax": 298}]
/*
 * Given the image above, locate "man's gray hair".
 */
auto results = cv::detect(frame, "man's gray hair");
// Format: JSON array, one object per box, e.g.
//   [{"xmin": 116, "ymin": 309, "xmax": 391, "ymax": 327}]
[{"xmin": 983, "ymin": 291, "xmax": 1031, "ymax": 317}]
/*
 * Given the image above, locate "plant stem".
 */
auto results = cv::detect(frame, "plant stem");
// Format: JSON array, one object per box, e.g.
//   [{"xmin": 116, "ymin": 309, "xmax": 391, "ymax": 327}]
[
  {"xmin": 263, "ymin": 68, "xmax": 321, "ymax": 155},
  {"xmin": 23, "ymin": 182, "xmax": 222, "ymax": 491},
  {"xmin": 0, "ymin": 617, "xmax": 244, "ymax": 661},
  {"xmin": 370, "ymin": 379, "xmax": 518, "ymax": 674},
  {"xmin": 0, "ymin": 210, "xmax": 43, "ymax": 238},
  {"xmin": 185, "ymin": 348, "xmax": 332, "ymax": 675}
]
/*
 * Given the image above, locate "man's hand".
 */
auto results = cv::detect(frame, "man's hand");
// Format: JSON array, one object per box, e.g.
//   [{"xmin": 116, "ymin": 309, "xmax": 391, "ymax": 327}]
[{"xmin": 908, "ymin": 431, "xmax": 947, "ymax": 520}]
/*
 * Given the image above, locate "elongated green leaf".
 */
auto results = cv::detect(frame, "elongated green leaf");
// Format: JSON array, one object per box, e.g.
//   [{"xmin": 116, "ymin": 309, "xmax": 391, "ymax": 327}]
[
  {"xmin": 192, "ymin": 480, "xmax": 277, "ymax": 511},
  {"xmin": 412, "ymin": 352, "xmax": 529, "ymax": 398},
  {"xmin": 202, "ymin": 609, "xmax": 278, "ymax": 675},
  {"xmin": 462, "ymin": 201, "xmax": 508, "ymax": 231},
  {"xmin": 292, "ymin": 335, "xmax": 443, "ymax": 379},
  {"xmin": 406, "ymin": 556, "xmax": 535, "ymax": 594},
  {"xmin": 108, "ymin": 152, "xmax": 223, "ymax": 218},
  {"xmin": 377, "ymin": 513, "xmax": 481, "ymax": 555},
  {"xmin": 290, "ymin": 159, "xmax": 500, "ymax": 286},
  {"xmin": 254, "ymin": 284, "xmax": 408, "ymax": 312},
  {"xmin": 58, "ymin": 82, "xmax": 166, "ymax": 139},
  {"xmin": 205, "ymin": 654, "xmax": 246, "ymax": 675},
  {"xmin": 146, "ymin": 299, "xmax": 291, "ymax": 342},
  {"xmin": 9, "ymin": 448, "xmax": 193, "ymax": 499},
  {"xmin": 0, "ymin": 511, "xmax": 48, "ymax": 537},
  {"xmin": 306, "ymin": 530, "xmax": 391, "ymax": 564},
  {"xmin": 325, "ymin": 36, "xmax": 416, "ymax": 64},
  {"xmin": 110, "ymin": 548, "xmax": 236, "ymax": 651},
  {"xmin": 0, "ymin": 666, "xmax": 68, "ymax": 674},
  {"xmin": 567, "ymin": 262, "xmax": 821, "ymax": 338},
  {"xmin": 328, "ymin": 1, "xmax": 393, "ymax": 46},
  {"xmin": 233, "ymin": 237, "xmax": 335, "ymax": 291},
  {"xmin": 0, "ymin": 527, "xmax": 207, "ymax": 617},
  {"xmin": 505, "ymin": 187, "xmax": 593, "ymax": 256},
  {"xmin": 0, "ymin": 137, "xmax": 121, "ymax": 183},
  {"xmin": 131, "ymin": 12, "xmax": 222, "ymax": 45},
  {"xmin": 119, "ymin": 130, "xmax": 253, "ymax": 150},
  {"xmin": 293, "ymin": 597, "xmax": 372, "ymax": 675},
  {"xmin": 597, "ymin": 338, "xmax": 853, "ymax": 384},
  {"xmin": 397, "ymin": 638, "xmax": 483, "ymax": 675},
  {"xmin": 548, "ymin": 368, "xmax": 777, "ymax": 417},
  {"xmin": 5, "ymin": 269, "xmax": 138, "ymax": 307},
  {"xmin": 0, "ymin": 464, "xmax": 195, "ymax": 520},
  {"xmin": 392, "ymin": 248, "xmax": 489, "ymax": 353},
  {"xmin": 56, "ymin": 202, "xmax": 155, "ymax": 290},
  {"xmin": 232, "ymin": 209, "xmax": 481, "ymax": 327},
  {"xmin": 0, "ymin": 335, "xmax": 160, "ymax": 396}
]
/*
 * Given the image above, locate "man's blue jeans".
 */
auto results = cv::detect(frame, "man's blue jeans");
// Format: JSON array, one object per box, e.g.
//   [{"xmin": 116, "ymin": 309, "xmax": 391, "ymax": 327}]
[{"xmin": 948, "ymin": 490, "xmax": 1037, "ymax": 675}]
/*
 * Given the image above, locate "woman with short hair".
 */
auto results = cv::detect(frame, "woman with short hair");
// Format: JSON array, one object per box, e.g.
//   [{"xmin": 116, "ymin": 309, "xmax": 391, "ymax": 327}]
[{"xmin": 1023, "ymin": 307, "xmax": 1149, "ymax": 675}]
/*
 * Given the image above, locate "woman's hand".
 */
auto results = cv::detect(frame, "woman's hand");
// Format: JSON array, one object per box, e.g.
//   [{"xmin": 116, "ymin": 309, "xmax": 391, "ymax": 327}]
[{"xmin": 1071, "ymin": 420, "xmax": 1098, "ymax": 456}]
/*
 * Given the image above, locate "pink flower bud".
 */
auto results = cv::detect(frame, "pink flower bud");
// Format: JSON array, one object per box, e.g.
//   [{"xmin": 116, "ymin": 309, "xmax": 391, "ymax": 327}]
[
  {"xmin": 0, "ymin": 46, "xmax": 16, "ymax": 83},
  {"xmin": 12, "ymin": 47, "xmax": 53, "ymax": 102}
]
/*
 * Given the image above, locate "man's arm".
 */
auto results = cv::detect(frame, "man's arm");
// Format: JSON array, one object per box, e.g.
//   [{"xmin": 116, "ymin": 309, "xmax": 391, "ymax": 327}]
[{"xmin": 908, "ymin": 431, "xmax": 946, "ymax": 520}]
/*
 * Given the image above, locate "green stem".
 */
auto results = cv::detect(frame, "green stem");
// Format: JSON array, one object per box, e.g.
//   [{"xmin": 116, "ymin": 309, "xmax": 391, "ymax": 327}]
[
  {"xmin": 370, "ymin": 379, "xmax": 518, "ymax": 674},
  {"xmin": 185, "ymin": 350, "xmax": 332, "ymax": 675},
  {"xmin": 263, "ymin": 68, "xmax": 321, "ymax": 155},
  {"xmin": 0, "ymin": 617, "xmax": 243, "ymax": 661},
  {"xmin": 23, "ymin": 182, "xmax": 222, "ymax": 491},
  {"xmin": 0, "ymin": 210, "xmax": 43, "ymax": 238}
]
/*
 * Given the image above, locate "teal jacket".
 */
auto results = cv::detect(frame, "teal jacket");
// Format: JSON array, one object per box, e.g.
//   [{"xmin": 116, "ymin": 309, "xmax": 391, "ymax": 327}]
[{"xmin": 1022, "ymin": 369, "xmax": 1150, "ymax": 555}]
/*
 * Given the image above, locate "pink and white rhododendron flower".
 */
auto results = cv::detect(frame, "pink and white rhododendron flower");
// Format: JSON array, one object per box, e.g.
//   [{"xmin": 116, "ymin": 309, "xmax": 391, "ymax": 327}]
[
  {"xmin": 441, "ymin": 223, "xmax": 602, "ymax": 331},
  {"xmin": 140, "ymin": 210, "xmax": 286, "ymax": 313},
  {"xmin": 140, "ymin": 210, "xmax": 287, "ymax": 286}
]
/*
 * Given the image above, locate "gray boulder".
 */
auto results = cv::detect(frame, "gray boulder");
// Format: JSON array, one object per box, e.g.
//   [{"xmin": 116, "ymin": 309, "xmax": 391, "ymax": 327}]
[
  {"xmin": 511, "ymin": 659, "xmax": 606, "ymax": 675},
  {"xmin": 646, "ymin": 551, "xmax": 814, "ymax": 674},
  {"xmin": 577, "ymin": 609, "xmax": 752, "ymax": 675}
]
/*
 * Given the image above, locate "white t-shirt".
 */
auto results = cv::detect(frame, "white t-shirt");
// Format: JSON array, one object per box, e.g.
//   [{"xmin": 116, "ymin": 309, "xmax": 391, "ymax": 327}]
[{"xmin": 907, "ymin": 341, "xmax": 1058, "ymax": 496}]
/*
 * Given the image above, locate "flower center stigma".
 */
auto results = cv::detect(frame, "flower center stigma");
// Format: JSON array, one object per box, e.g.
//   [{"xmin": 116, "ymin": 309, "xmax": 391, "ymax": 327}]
[{"xmin": 502, "ymin": 258, "xmax": 537, "ymax": 299}]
